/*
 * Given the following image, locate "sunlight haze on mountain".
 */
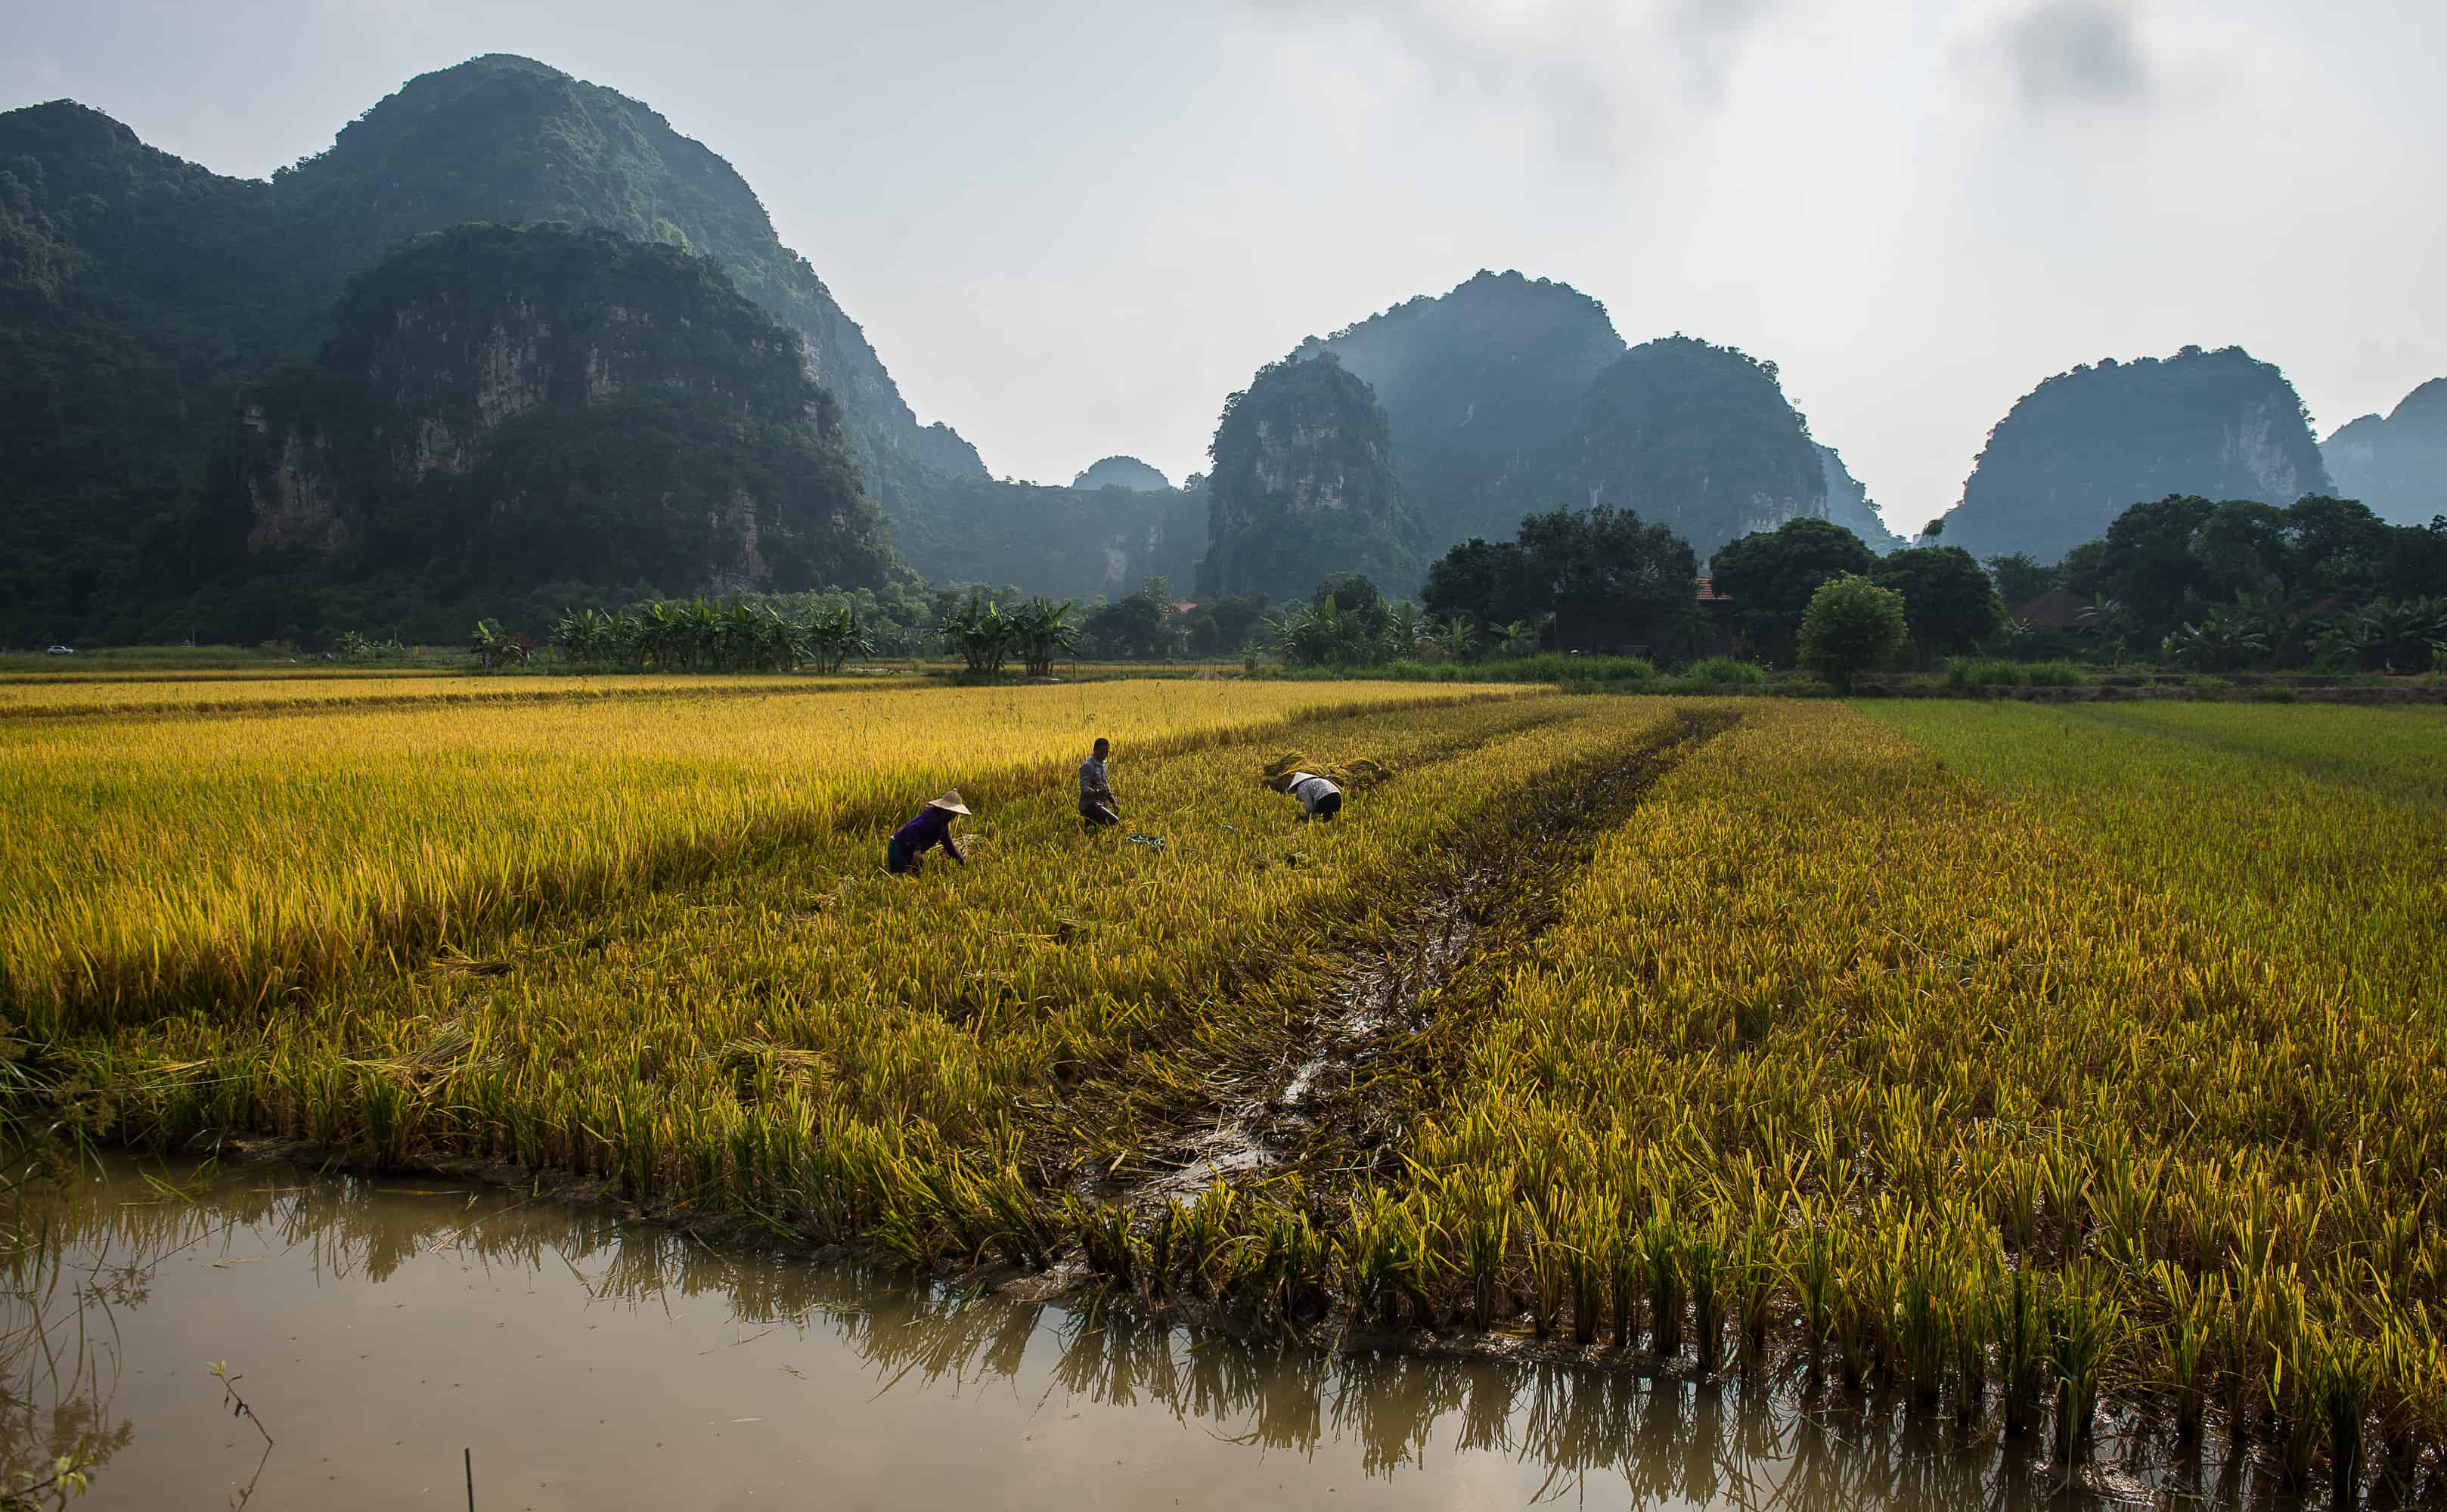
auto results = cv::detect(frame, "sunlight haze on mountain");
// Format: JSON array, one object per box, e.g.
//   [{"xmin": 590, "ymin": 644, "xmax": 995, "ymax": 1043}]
[{"xmin": 8, "ymin": 0, "xmax": 2442, "ymax": 534}]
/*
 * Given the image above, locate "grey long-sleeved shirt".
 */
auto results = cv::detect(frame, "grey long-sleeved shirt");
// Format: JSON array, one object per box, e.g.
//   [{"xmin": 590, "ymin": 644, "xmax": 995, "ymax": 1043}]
[
  {"xmin": 1286, "ymin": 772, "xmax": 1340, "ymax": 814},
  {"xmin": 1079, "ymin": 754, "xmax": 1115, "ymax": 806}
]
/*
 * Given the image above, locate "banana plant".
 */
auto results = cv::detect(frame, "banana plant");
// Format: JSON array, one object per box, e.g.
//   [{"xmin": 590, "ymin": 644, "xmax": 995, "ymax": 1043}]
[
  {"xmin": 468, "ymin": 618, "xmax": 512, "ymax": 671},
  {"xmin": 1010, "ymin": 597, "xmax": 1079, "ymax": 678},
  {"xmin": 1429, "ymin": 615, "xmax": 1483, "ymax": 662},
  {"xmin": 806, "ymin": 607, "xmax": 870, "ymax": 673},
  {"xmin": 938, "ymin": 595, "xmax": 1015, "ymax": 674}
]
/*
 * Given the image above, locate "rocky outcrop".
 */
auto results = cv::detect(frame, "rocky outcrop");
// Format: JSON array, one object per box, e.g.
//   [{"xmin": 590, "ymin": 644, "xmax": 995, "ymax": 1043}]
[
  {"xmin": 1199, "ymin": 355, "xmax": 1426, "ymax": 602},
  {"xmin": 235, "ymin": 223, "xmax": 898, "ymax": 594},
  {"xmin": 273, "ymin": 54, "xmax": 988, "ymax": 508},
  {"xmin": 1570, "ymin": 336, "xmax": 1827, "ymax": 563},
  {"xmin": 1072, "ymin": 455, "xmax": 1173, "ymax": 493},
  {"xmin": 1937, "ymin": 345, "xmax": 2331, "ymax": 562},
  {"xmin": 1296, "ymin": 270, "xmax": 1626, "ymax": 550},
  {"xmin": 238, "ymin": 402, "xmax": 349, "ymax": 555},
  {"xmin": 2324, "ymin": 380, "xmax": 2447, "ymax": 526},
  {"xmin": 0, "ymin": 57, "xmax": 982, "ymax": 639}
]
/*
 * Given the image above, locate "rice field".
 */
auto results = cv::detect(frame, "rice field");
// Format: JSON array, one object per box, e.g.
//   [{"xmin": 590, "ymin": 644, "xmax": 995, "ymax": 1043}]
[
  {"xmin": 8, "ymin": 678, "xmax": 2443, "ymax": 1498},
  {"xmin": 0, "ymin": 680, "xmax": 1503, "ymax": 1029},
  {"xmin": 0, "ymin": 671, "xmax": 898, "ymax": 718}
]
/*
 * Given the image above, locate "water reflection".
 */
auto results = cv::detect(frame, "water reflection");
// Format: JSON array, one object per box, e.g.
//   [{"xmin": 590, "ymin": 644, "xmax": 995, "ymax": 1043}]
[{"xmin": 2, "ymin": 1158, "xmax": 2293, "ymax": 1509}]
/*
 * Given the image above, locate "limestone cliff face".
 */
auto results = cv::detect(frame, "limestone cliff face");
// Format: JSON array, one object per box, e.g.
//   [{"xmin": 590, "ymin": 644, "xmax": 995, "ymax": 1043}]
[
  {"xmin": 237, "ymin": 223, "xmax": 898, "ymax": 594},
  {"xmin": 1940, "ymin": 345, "xmax": 2331, "ymax": 562},
  {"xmin": 2323, "ymin": 379, "xmax": 2447, "ymax": 526},
  {"xmin": 239, "ymin": 401, "xmax": 349, "ymax": 555},
  {"xmin": 1570, "ymin": 336, "xmax": 1827, "ymax": 564},
  {"xmin": 1199, "ymin": 355, "xmax": 1426, "ymax": 602}
]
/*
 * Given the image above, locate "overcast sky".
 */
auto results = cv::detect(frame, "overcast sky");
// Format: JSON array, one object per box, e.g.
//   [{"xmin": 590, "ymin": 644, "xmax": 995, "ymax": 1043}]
[{"xmin": 10, "ymin": 0, "xmax": 2443, "ymax": 530}]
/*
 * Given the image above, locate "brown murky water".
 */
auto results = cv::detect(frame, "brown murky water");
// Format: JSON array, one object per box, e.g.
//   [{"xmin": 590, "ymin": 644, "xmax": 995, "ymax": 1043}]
[{"xmin": 4, "ymin": 1156, "xmax": 2284, "ymax": 1510}]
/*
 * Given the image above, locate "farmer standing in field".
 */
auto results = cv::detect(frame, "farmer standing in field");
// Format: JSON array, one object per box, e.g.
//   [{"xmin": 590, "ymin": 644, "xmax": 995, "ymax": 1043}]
[
  {"xmin": 1079, "ymin": 737, "xmax": 1120, "ymax": 829},
  {"xmin": 1279, "ymin": 770, "xmax": 1342, "ymax": 823},
  {"xmin": 885, "ymin": 790, "xmax": 970, "ymax": 874}
]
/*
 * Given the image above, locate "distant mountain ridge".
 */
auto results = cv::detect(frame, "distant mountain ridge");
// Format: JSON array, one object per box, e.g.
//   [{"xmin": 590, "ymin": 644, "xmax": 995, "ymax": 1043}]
[
  {"xmin": 1297, "ymin": 270, "xmax": 1627, "ymax": 547},
  {"xmin": 1276, "ymin": 274, "xmax": 1884, "ymax": 571},
  {"xmin": 2324, "ymin": 380, "xmax": 2447, "ymax": 526}
]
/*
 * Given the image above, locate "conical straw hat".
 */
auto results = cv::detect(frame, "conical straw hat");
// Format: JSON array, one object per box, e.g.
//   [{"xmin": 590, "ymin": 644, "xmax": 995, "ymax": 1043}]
[{"xmin": 926, "ymin": 789, "xmax": 972, "ymax": 815}]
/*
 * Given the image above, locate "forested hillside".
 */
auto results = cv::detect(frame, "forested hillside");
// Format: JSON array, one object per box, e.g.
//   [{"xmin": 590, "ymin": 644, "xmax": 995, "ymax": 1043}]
[
  {"xmin": 0, "ymin": 103, "xmax": 283, "ymax": 642},
  {"xmin": 1571, "ymin": 336, "xmax": 1828, "ymax": 563},
  {"xmin": 1940, "ymin": 345, "xmax": 2331, "ymax": 562},
  {"xmin": 1296, "ymin": 271, "xmax": 1625, "ymax": 549}
]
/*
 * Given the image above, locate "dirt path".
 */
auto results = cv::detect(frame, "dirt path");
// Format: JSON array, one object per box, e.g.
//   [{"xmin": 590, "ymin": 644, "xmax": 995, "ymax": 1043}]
[{"xmin": 1068, "ymin": 706, "xmax": 1738, "ymax": 1211}]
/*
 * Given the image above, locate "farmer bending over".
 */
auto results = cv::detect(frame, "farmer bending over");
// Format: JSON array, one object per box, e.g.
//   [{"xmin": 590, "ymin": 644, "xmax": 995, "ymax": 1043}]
[
  {"xmin": 887, "ymin": 790, "xmax": 970, "ymax": 874},
  {"xmin": 1282, "ymin": 770, "xmax": 1341, "ymax": 823},
  {"xmin": 1079, "ymin": 737, "xmax": 1120, "ymax": 829}
]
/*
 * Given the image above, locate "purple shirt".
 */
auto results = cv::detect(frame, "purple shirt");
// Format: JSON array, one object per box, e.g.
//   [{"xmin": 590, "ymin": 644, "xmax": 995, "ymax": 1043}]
[{"xmin": 892, "ymin": 805, "xmax": 954, "ymax": 854}]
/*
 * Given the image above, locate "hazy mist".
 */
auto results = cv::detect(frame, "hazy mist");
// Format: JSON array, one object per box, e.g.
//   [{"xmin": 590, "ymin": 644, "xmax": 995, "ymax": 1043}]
[{"xmin": 12, "ymin": 0, "xmax": 2442, "ymax": 532}]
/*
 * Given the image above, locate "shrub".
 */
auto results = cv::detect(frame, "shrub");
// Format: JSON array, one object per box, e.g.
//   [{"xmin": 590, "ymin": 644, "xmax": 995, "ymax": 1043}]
[
  {"xmin": 1687, "ymin": 655, "xmax": 1766, "ymax": 685},
  {"xmin": 1946, "ymin": 658, "xmax": 2026, "ymax": 689},
  {"xmin": 2024, "ymin": 661, "xmax": 2090, "ymax": 687},
  {"xmin": 1798, "ymin": 575, "xmax": 1908, "ymax": 693},
  {"xmin": 2251, "ymin": 684, "xmax": 2299, "ymax": 703},
  {"xmin": 2185, "ymin": 675, "xmax": 2232, "ymax": 700}
]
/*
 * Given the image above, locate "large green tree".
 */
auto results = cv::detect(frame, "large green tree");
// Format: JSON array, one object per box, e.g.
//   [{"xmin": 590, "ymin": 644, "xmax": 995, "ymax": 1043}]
[
  {"xmin": 1419, "ymin": 538, "xmax": 1546, "ymax": 629},
  {"xmin": 1984, "ymin": 552, "xmax": 2061, "ymax": 606},
  {"xmin": 1708, "ymin": 517, "xmax": 1878, "ymax": 664},
  {"xmin": 1516, "ymin": 504, "xmax": 1698, "ymax": 654},
  {"xmin": 1872, "ymin": 547, "xmax": 2005, "ymax": 656}
]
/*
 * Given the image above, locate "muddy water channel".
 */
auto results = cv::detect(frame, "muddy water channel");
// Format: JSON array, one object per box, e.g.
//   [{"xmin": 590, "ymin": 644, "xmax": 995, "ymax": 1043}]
[{"xmin": 6, "ymin": 1157, "xmax": 2272, "ymax": 1510}]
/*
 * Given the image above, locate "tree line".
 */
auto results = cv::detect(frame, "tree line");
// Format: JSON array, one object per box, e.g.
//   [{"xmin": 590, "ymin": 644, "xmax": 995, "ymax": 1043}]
[
  {"xmin": 414, "ymin": 494, "xmax": 2442, "ymax": 683},
  {"xmin": 1980, "ymin": 495, "xmax": 2447, "ymax": 674}
]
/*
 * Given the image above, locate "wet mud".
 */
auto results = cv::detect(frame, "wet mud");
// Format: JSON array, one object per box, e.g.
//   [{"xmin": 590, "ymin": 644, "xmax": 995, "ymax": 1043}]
[{"xmin": 1105, "ymin": 708, "xmax": 1738, "ymax": 1211}]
